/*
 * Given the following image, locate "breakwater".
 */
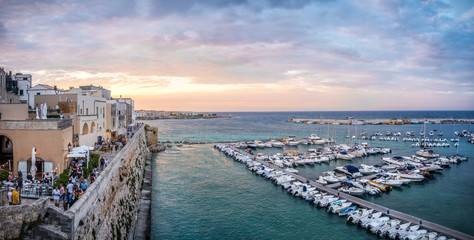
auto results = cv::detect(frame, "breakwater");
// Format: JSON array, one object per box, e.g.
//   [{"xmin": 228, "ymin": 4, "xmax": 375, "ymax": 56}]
[
  {"xmin": 215, "ymin": 144, "xmax": 474, "ymax": 240},
  {"xmin": 289, "ymin": 118, "xmax": 474, "ymax": 125}
]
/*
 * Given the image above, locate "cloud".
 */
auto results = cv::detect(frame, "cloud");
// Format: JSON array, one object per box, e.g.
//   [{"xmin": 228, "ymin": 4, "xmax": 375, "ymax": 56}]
[{"xmin": 0, "ymin": 0, "xmax": 473, "ymax": 110}]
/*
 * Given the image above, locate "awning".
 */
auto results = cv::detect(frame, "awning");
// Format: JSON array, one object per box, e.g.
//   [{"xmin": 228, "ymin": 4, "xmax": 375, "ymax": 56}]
[{"xmin": 67, "ymin": 153, "xmax": 86, "ymax": 158}]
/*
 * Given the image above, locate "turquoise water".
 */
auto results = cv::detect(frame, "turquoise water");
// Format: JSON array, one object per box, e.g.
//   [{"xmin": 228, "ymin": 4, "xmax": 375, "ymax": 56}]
[{"xmin": 150, "ymin": 111, "xmax": 474, "ymax": 239}]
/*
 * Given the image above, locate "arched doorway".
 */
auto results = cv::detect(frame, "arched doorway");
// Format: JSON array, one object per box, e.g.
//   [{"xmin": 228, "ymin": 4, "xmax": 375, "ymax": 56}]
[
  {"xmin": 0, "ymin": 135, "xmax": 13, "ymax": 173},
  {"xmin": 82, "ymin": 123, "xmax": 89, "ymax": 135},
  {"xmin": 91, "ymin": 122, "xmax": 96, "ymax": 133},
  {"xmin": 25, "ymin": 157, "xmax": 45, "ymax": 180}
]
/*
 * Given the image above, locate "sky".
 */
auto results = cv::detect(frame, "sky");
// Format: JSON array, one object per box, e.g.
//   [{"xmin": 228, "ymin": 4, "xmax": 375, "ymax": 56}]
[{"xmin": 1, "ymin": 0, "xmax": 474, "ymax": 111}]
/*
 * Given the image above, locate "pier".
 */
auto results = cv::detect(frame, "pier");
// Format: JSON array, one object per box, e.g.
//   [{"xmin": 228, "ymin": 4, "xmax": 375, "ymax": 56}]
[
  {"xmin": 288, "ymin": 118, "xmax": 474, "ymax": 125},
  {"xmin": 251, "ymin": 156, "xmax": 474, "ymax": 240}
]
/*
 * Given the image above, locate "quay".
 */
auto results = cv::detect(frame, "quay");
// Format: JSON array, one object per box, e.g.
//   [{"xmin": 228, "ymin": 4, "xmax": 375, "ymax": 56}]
[
  {"xmin": 288, "ymin": 118, "xmax": 474, "ymax": 125},
  {"xmin": 252, "ymin": 158, "xmax": 474, "ymax": 240}
]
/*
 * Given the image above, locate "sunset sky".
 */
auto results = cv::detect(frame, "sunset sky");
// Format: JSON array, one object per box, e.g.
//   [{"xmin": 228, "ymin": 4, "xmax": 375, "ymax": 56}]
[{"xmin": 1, "ymin": 0, "xmax": 474, "ymax": 111}]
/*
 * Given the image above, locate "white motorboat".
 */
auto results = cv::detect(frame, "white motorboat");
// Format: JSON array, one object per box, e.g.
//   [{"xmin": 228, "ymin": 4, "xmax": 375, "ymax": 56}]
[
  {"xmin": 316, "ymin": 176, "xmax": 327, "ymax": 185},
  {"xmin": 397, "ymin": 171, "xmax": 424, "ymax": 182},
  {"xmin": 387, "ymin": 223, "xmax": 411, "ymax": 239},
  {"xmin": 328, "ymin": 201, "xmax": 353, "ymax": 214},
  {"xmin": 247, "ymin": 142, "xmax": 257, "ymax": 148},
  {"xmin": 347, "ymin": 209, "xmax": 373, "ymax": 224},
  {"xmin": 359, "ymin": 211, "xmax": 382, "ymax": 227},
  {"xmin": 374, "ymin": 177, "xmax": 403, "ymax": 187},
  {"xmin": 337, "ymin": 151, "xmax": 355, "ymax": 160},
  {"xmin": 396, "ymin": 225, "xmax": 420, "ymax": 240},
  {"xmin": 285, "ymin": 168, "xmax": 298, "ymax": 174},
  {"xmin": 322, "ymin": 172, "xmax": 340, "ymax": 183},
  {"xmin": 339, "ymin": 187, "xmax": 365, "ymax": 196},
  {"xmin": 256, "ymin": 141, "xmax": 265, "ymax": 148},
  {"xmin": 416, "ymin": 149, "xmax": 439, "ymax": 158},
  {"xmin": 319, "ymin": 196, "xmax": 340, "ymax": 207},
  {"xmin": 366, "ymin": 216, "xmax": 391, "ymax": 232},
  {"xmin": 272, "ymin": 141, "xmax": 284, "ymax": 148},
  {"xmin": 359, "ymin": 164, "xmax": 380, "ymax": 175},
  {"xmin": 376, "ymin": 219, "xmax": 401, "ymax": 237},
  {"xmin": 405, "ymin": 229, "xmax": 428, "ymax": 240}
]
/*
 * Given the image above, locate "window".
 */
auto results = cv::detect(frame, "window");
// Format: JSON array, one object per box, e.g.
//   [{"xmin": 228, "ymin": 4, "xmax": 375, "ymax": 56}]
[
  {"xmin": 20, "ymin": 89, "xmax": 24, "ymax": 95},
  {"xmin": 37, "ymin": 92, "xmax": 40, "ymax": 95},
  {"xmin": 96, "ymin": 107, "xmax": 99, "ymax": 117},
  {"xmin": 23, "ymin": 77, "xmax": 27, "ymax": 80}
]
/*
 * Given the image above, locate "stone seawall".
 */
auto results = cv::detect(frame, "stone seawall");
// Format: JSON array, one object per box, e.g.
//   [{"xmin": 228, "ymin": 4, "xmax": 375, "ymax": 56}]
[
  {"xmin": 67, "ymin": 126, "xmax": 148, "ymax": 239},
  {"xmin": 0, "ymin": 126, "xmax": 149, "ymax": 240},
  {"xmin": 0, "ymin": 196, "xmax": 50, "ymax": 238}
]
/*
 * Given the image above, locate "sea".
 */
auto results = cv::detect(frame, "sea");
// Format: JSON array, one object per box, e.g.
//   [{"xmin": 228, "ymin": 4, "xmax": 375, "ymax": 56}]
[{"xmin": 146, "ymin": 111, "xmax": 474, "ymax": 239}]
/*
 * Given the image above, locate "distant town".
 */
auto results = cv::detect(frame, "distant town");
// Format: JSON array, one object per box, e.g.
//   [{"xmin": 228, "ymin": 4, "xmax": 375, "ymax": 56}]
[{"xmin": 135, "ymin": 110, "xmax": 231, "ymax": 120}]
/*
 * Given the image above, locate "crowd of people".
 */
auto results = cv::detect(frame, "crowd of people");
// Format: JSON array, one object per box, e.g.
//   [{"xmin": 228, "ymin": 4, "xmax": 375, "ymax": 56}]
[{"xmin": 2, "ymin": 122, "xmax": 143, "ymax": 208}]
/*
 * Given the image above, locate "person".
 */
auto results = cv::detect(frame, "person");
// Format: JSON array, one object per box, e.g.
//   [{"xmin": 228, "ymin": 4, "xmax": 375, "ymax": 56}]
[
  {"xmin": 52, "ymin": 186, "xmax": 60, "ymax": 207},
  {"xmin": 67, "ymin": 180, "xmax": 74, "ymax": 194},
  {"xmin": 60, "ymin": 184, "xmax": 65, "ymax": 201},
  {"xmin": 105, "ymin": 159, "xmax": 109, "ymax": 167},
  {"xmin": 7, "ymin": 188, "xmax": 13, "ymax": 205},
  {"xmin": 54, "ymin": 172, "xmax": 59, "ymax": 181},
  {"xmin": 8, "ymin": 173, "xmax": 13, "ymax": 182},
  {"xmin": 100, "ymin": 157, "xmax": 105, "ymax": 170},
  {"xmin": 81, "ymin": 181, "xmax": 87, "ymax": 191},
  {"xmin": 90, "ymin": 173, "xmax": 95, "ymax": 184},
  {"xmin": 12, "ymin": 187, "xmax": 20, "ymax": 205},
  {"xmin": 27, "ymin": 173, "xmax": 33, "ymax": 181}
]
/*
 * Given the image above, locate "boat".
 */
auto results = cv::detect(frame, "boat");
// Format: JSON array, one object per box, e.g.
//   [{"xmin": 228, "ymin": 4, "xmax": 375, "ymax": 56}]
[
  {"xmin": 358, "ymin": 211, "xmax": 382, "ymax": 227},
  {"xmin": 347, "ymin": 208, "xmax": 373, "ymax": 224},
  {"xmin": 397, "ymin": 171, "xmax": 424, "ymax": 182},
  {"xmin": 316, "ymin": 176, "xmax": 327, "ymax": 185},
  {"xmin": 359, "ymin": 164, "xmax": 380, "ymax": 175},
  {"xmin": 338, "ymin": 206, "xmax": 357, "ymax": 216},
  {"xmin": 376, "ymin": 219, "xmax": 401, "ymax": 237},
  {"xmin": 328, "ymin": 201, "xmax": 353, "ymax": 214},
  {"xmin": 387, "ymin": 223, "xmax": 411, "ymax": 239},
  {"xmin": 322, "ymin": 172, "xmax": 340, "ymax": 184},
  {"xmin": 339, "ymin": 186, "xmax": 365, "ymax": 196},
  {"xmin": 247, "ymin": 142, "xmax": 257, "ymax": 148},
  {"xmin": 416, "ymin": 148, "xmax": 439, "ymax": 158},
  {"xmin": 272, "ymin": 141, "xmax": 284, "ymax": 148},
  {"xmin": 336, "ymin": 151, "xmax": 355, "ymax": 160}
]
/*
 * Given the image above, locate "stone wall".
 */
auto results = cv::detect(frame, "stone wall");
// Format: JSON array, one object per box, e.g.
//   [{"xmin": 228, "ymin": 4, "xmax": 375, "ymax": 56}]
[
  {"xmin": 65, "ymin": 126, "xmax": 148, "ymax": 239},
  {"xmin": 0, "ymin": 125, "xmax": 148, "ymax": 240},
  {"xmin": 0, "ymin": 196, "xmax": 50, "ymax": 239}
]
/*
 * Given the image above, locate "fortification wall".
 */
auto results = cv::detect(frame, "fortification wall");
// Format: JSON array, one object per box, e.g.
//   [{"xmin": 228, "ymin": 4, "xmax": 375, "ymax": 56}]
[
  {"xmin": 67, "ymin": 126, "xmax": 148, "ymax": 239},
  {"xmin": 0, "ymin": 196, "xmax": 50, "ymax": 239}
]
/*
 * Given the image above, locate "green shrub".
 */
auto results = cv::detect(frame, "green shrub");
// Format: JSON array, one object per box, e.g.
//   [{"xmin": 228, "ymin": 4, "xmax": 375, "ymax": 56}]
[
  {"xmin": 53, "ymin": 168, "xmax": 70, "ymax": 188},
  {"xmin": 0, "ymin": 170, "xmax": 10, "ymax": 182}
]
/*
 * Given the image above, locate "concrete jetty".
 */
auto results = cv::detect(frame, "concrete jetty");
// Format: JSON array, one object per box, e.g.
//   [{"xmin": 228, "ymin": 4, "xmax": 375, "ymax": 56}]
[
  {"xmin": 288, "ymin": 118, "xmax": 474, "ymax": 125},
  {"xmin": 253, "ymin": 158, "xmax": 474, "ymax": 240}
]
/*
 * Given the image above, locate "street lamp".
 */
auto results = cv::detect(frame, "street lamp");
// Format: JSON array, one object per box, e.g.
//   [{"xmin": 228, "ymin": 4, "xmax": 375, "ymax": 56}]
[{"xmin": 67, "ymin": 143, "xmax": 72, "ymax": 152}]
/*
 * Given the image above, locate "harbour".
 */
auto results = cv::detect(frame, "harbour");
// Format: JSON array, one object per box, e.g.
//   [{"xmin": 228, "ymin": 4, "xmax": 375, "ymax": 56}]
[
  {"xmin": 149, "ymin": 111, "xmax": 474, "ymax": 239},
  {"xmin": 215, "ymin": 144, "xmax": 474, "ymax": 240}
]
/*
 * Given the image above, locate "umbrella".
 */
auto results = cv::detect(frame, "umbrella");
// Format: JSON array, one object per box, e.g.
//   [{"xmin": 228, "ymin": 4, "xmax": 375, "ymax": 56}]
[
  {"xmin": 30, "ymin": 147, "xmax": 37, "ymax": 179},
  {"xmin": 41, "ymin": 103, "xmax": 48, "ymax": 119}
]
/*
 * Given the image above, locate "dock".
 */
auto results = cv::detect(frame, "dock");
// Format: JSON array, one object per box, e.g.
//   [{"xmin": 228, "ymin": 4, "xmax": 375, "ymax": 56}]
[
  {"xmin": 288, "ymin": 118, "xmax": 474, "ymax": 125},
  {"xmin": 253, "ymin": 158, "xmax": 474, "ymax": 240}
]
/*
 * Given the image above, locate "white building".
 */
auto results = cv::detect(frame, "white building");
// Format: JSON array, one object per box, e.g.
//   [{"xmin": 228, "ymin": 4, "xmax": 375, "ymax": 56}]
[
  {"xmin": 28, "ymin": 84, "xmax": 65, "ymax": 109},
  {"xmin": 14, "ymin": 73, "xmax": 32, "ymax": 106}
]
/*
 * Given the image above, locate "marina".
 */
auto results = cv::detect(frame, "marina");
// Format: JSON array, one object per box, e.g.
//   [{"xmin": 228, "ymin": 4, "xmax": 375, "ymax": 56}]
[{"xmin": 215, "ymin": 144, "xmax": 473, "ymax": 240}]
